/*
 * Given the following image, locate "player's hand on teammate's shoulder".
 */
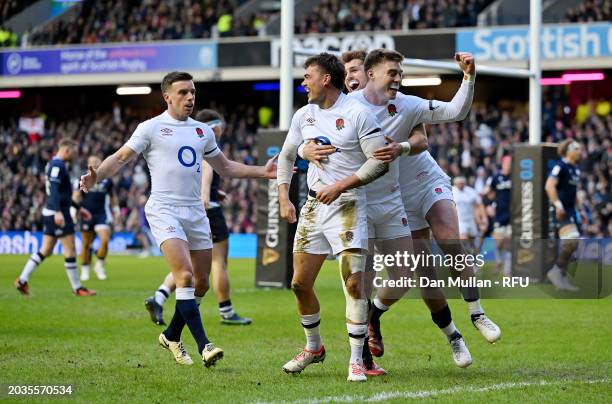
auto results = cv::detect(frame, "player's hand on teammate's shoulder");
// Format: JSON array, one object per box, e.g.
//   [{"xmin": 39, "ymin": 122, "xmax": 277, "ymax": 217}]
[
  {"xmin": 373, "ymin": 136, "xmax": 402, "ymax": 163},
  {"xmin": 80, "ymin": 165, "xmax": 98, "ymax": 193},
  {"xmin": 315, "ymin": 184, "xmax": 343, "ymax": 205},
  {"xmin": 303, "ymin": 140, "xmax": 336, "ymax": 169},
  {"xmin": 279, "ymin": 198, "xmax": 297, "ymax": 223},
  {"xmin": 79, "ymin": 207, "xmax": 92, "ymax": 221},
  {"xmin": 455, "ymin": 52, "xmax": 475, "ymax": 76}
]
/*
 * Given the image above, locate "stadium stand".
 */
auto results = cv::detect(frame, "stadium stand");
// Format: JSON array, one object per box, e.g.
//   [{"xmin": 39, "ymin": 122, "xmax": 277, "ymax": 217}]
[
  {"xmin": 20, "ymin": 0, "xmax": 500, "ymax": 45},
  {"xmin": 296, "ymin": 0, "xmax": 495, "ymax": 33},
  {"xmin": 0, "ymin": 0, "xmax": 38, "ymax": 23},
  {"xmin": 1, "ymin": 93, "xmax": 609, "ymax": 237},
  {"xmin": 0, "ymin": 103, "xmax": 261, "ymax": 235},
  {"xmin": 564, "ymin": 0, "xmax": 611, "ymax": 22},
  {"xmin": 27, "ymin": 0, "xmax": 255, "ymax": 45}
]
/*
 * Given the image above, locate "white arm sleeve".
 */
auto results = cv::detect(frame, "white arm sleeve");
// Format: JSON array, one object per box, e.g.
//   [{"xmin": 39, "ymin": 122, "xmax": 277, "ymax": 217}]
[
  {"xmin": 355, "ymin": 134, "xmax": 389, "ymax": 184},
  {"xmin": 418, "ymin": 75, "xmax": 475, "ymax": 124},
  {"xmin": 277, "ymin": 114, "xmax": 303, "ymax": 185},
  {"xmin": 202, "ymin": 125, "xmax": 222, "ymax": 160},
  {"xmin": 125, "ymin": 121, "xmax": 152, "ymax": 154}
]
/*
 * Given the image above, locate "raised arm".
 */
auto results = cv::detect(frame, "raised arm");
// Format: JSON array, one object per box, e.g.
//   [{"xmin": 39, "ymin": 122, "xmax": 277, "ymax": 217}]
[{"xmin": 418, "ymin": 53, "xmax": 476, "ymax": 124}]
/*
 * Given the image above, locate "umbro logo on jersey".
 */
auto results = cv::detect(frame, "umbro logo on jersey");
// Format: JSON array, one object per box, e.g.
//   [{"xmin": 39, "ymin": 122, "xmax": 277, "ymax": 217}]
[
  {"xmin": 165, "ymin": 226, "xmax": 176, "ymax": 233},
  {"xmin": 387, "ymin": 104, "xmax": 398, "ymax": 117},
  {"xmin": 336, "ymin": 118, "xmax": 345, "ymax": 130},
  {"xmin": 306, "ymin": 117, "xmax": 316, "ymax": 126},
  {"xmin": 195, "ymin": 127, "xmax": 204, "ymax": 138},
  {"xmin": 161, "ymin": 128, "xmax": 173, "ymax": 136}
]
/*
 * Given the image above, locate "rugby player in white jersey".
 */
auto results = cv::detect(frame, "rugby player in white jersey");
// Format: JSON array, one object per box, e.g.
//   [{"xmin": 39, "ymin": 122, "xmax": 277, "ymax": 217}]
[
  {"xmin": 362, "ymin": 49, "xmax": 501, "ymax": 352},
  {"xmin": 80, "ymin": 71, "xmax": 277, "ymax": 368},
  {"xmin": 304, "ymin": 50, "xmax": 472, "ymax": 368},
  {"xmin": 302, "ymin": 49, "xmax": 500, "ymax": 368},
  {"xmin": 452, "ymin": 176, "xmax": 488, "ymax": 255},
  {"xmin": 277, "ymin": 53, "xmax": 390, "ymax": 382}
]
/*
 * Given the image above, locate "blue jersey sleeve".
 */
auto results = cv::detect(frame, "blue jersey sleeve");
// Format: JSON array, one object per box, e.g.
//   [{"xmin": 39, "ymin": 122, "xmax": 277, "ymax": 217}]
[{"xmin": 46, "ymin": 162, "xmax": 63, "ymax": 211}]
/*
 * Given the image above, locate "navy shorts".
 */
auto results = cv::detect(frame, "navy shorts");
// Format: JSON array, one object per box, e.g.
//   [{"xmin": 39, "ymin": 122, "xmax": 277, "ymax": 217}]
[
  {"xmin": 81, "ymin": 211, "xmax": 110, "ymax": 232},
  {"xmin": 554, "ymin": 208, "xmax": 582, "ymax": 233},
  {"xmin": 206, "ymin": 207, "xmax": 229, "ymax": 244},
  {"xmin": 43, "ymin": 209, "xmax": 75, "ymax": 238}
]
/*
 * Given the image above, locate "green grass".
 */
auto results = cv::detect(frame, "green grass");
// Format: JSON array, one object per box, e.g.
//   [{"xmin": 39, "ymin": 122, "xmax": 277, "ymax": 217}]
[{"xmin": 1, "ymin": 255, "xmax": 610, "ymax": 403}]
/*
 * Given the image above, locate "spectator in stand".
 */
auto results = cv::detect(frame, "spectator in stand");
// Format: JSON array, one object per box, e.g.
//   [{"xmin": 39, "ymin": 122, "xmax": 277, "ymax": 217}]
[{"xmin": 564, "ymin": 0, "xmax": 611, "ymax": 22}]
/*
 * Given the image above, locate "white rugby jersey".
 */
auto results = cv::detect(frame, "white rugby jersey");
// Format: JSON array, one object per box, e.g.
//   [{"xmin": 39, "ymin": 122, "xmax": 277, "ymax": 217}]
[
  {"xmin": 453, "ymin": 185, "xmax": 481, "ymax": 224},
  {"xmin": 125, "ymin": 111, "xmax": 221, "ymax": 206},
  {"xmin": 284, "ymin": 93, "xmax": 383, "ymax": 199},
  {"xmin": 349, "ymin": 90, "xmax": 456, "ymax": 204}
]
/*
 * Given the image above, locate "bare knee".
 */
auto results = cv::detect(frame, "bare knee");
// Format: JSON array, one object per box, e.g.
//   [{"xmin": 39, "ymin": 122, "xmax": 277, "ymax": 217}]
[
  {"xmin": 291, "ymin": 280, "xmax": 312, "ymax": 298},
  {"xmin": 194, "ymin": 276, "xmax": 209, "ymax": 295},
  {"xmin": 174, "ymin": 268, "xmax": 194, "ymax": 287}
]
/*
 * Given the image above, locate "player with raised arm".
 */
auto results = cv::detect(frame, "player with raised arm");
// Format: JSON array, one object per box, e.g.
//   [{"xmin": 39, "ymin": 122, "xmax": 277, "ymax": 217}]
[
  {"xmin": 80, "ymin": 71, "xmax": 276, "ymax": 368},
  {"xmin": 72, "ymin": 155, "xmax": 119, "ymax": 281},
  {"xmin": 545, "ymin": 139, "xmax": 583, "ymax": 292},
  {"xmin": 453, "ymin": 176, "xmax": 488, "ymax": 255},
  {"xmin": 15, "ymin": 138, "xmax": 96, "ymax": 297},
  {"xmin": 305, "ymin": 49, "xmax": 488, "ymax": 367},
  {"xmin": 484, "ymin": 155, "xmax": 513, "ymax": 276},
  {"xmin": 277, "ymin": 53, "xmax": 389, "ymax": 382},
  {"xmin": 365, "ymin": 50, "xmax": 501, "ymax": 361},
  {"xmin": 144, "ymin": 109, "xmax": 252, "ymax": 326}
]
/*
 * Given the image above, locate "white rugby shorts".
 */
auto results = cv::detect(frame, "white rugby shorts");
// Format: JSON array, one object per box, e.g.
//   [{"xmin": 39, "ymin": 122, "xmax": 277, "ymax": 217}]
[
  {"xmin": 367, "ymin": 194, "xmax": 411, "ymax": 240},
  {"xmin": 402, "ymin": 176, "xmax": 454, "ymax": 231},
  {"xmin": 458, "ymin": 220, "xmax": 479, "ymax": 238},
  {"xmin": 293, "ymin": 193, "xmax": 368, "ymax": 256},
  {"xmin": 145, "ymin": 200, "xmax": 213, "ymax": 250}
]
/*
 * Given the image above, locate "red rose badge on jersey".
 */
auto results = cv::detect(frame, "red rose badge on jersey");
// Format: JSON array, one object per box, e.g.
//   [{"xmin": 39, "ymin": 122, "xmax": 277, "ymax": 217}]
[
  {"xmin": 336, "ymin": 118, "xmax": 345, "ymax": 130},
  {"xmin": 387, "ymin": 104, "xmax": 397, "ymax": 117},
  {"xmin": 434, "ymin": 187, "xmax": 442, "ymax": 194},
  {"xmin": 195, "ymin": 127, "xmax": 204, "ymax": 138}
]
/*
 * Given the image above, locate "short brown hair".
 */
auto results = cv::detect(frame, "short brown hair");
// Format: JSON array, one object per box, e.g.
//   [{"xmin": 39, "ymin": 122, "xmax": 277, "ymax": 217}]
[
  {"xmin": 195, "ymin": 109, "xmax": 225, "ymax": 125},
  {"xmin": 364, "ymin": 49, "xmax": 404, "ymax": 72},
  {"xmin": 341, "ymin": 50, "xmax": 367, "ymax": 64},
  {"xmin": 161, "ymin": 71, "xmax": 193, "ymax": 93},
  {"xmin": 304, "ymin": 53, "xmax": 345, "ymax": 91},
  {"xmin": 58, "ymin": 137, "xmax": 77, "ymax": 149}
]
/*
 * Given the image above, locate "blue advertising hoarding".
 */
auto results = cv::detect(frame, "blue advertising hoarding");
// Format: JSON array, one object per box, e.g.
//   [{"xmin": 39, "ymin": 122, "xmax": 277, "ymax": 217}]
[
  {"xmin": 1, "ymin": 42, "xmax": 217, "ymax": 76},
  {"xmin": 456, "ymin": 23, "xmax": 612, "ymax": 61}
]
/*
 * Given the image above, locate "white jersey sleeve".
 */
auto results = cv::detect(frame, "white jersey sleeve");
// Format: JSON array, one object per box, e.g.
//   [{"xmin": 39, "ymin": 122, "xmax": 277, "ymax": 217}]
[
  {"xmin": 125, "ymin": 120, "xmax": 153, "ymax": 154},
  {"xmin": 353, "ymin": 107, "xmax": 383, "ymax": 141},
  {"xmin": 277, "ymin": 110, "xmax": 304, "ymax": 185},
  {"xmin": 201, "ymin": 125, "xmax": 221, "ymax": 160},
  {"xmin": 414, "ymin": 77, "xmax": 475, "ymax": 124}
]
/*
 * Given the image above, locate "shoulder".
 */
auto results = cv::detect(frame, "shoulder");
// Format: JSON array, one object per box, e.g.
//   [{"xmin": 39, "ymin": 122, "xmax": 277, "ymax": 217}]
[{"xmin": 396, "ymin": 93, "xmax": 424, "ymax": 108}]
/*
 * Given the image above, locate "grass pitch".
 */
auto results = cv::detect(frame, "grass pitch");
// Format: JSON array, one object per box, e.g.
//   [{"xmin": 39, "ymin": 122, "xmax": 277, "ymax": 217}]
[{"xmin": 1, "ymin": 254, "xmax": 610, "ymax": 403}]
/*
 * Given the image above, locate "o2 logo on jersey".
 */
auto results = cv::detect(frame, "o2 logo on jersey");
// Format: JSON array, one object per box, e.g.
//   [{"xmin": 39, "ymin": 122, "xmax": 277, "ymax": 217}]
[
  {"xmin": 178, "ymin": 146, "xmax": 201, "ymax": 172},
  {"xmin": 314, "ymin": 136, "xmax": 340, "ymax": 151}
]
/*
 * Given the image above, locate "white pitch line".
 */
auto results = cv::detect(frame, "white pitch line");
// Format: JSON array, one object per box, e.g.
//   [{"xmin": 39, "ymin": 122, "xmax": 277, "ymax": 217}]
[{"xmin": 252, "ymin": 378, "xmax": 609, "ymax": 404}]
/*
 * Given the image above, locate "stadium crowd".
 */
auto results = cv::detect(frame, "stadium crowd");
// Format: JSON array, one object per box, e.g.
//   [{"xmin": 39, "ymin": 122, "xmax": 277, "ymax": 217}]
[
  {"xmin": 16, "ymin": 0, "xmax": 499, "ymax": 46},
  {"xmin": 0, "ymin": 102, "xmax": 261, "ymax": 235},
  {"xmin": 427, "ymin": 90, "xmax": 611, "ymax": 238},
  {"xmin": 296, "ymin": 0, "xmax": 494, "ymax": 33},
  {"xmin": 1, "ymin": 92, "xmax": 609, "ymax": 237},
  {"xmin": 564, "ymin": 0, "xmax": 611, "ymax": 23}
]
